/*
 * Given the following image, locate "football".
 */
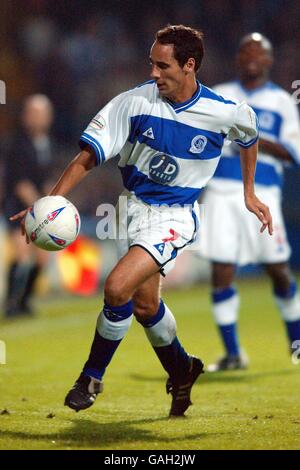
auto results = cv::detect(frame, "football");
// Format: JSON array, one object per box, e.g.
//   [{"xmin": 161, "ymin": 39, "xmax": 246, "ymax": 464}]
[{"xmin": 25, "ymin": 195, "xmax": 81, "ymax": 251}]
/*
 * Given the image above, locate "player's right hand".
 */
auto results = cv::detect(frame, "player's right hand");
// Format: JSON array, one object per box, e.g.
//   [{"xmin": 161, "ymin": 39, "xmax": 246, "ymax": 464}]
[
  {"xmin": 244, "ymin": 193, "xmax": 273, "ymax": 235},
  {"xmin": 9, "ymin": 209, "xmax": 30, "ymax": 243}
]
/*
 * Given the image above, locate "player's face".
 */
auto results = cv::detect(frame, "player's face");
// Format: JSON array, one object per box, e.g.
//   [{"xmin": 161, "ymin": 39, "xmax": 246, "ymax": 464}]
[
  {"xmin": 149, "ymin": 41, "xmax": 188, "ymax": 101},
  {"xmin": 237, "ymin": 41, "xmax": 273, "ymax": 80}
]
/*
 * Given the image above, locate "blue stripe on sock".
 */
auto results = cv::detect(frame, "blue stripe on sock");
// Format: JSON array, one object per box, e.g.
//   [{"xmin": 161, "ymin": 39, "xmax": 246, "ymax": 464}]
[
  {"xmin": 138, "ymin": 299, "xmax": 165, "ymax": 328},
  {"xmin": 212, "ymin": 286, "xmax": 236, "ymax": 304},
  {"xmin": 84, "ymin": 366, "xmax": 107, "ymax": 381},
  {"xmin": 103, "ymin": 300, "xmax": 133, "ymax": 322},
  {"xmin": 274, "ymin": 281, "xmax": 297, "ymax": 299}
]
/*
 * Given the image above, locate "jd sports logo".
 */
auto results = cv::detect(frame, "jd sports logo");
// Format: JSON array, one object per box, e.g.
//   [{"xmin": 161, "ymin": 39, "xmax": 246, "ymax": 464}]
[
  {"xmin": 154, "ymin": 243, "xmax": 165, "ymax": 255},
  {"xmin": 143, "ymin": 127, "xmax": 155, "ymax": 139},
  {"xmin": 149, "ymin": 153, "xmax": 179, "ymax": 184}
]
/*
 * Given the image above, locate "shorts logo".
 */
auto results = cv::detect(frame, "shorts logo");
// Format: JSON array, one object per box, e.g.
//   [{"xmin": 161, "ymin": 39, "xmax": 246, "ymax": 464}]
[
  {"xmin": 189, "ymin": 135, "xmax": 207, "ymax": 154},
  {"xmin": 149, "ymin": 153, "xmax": 179, "ymax": 184},
  {"xmin": 162, "ymin": 229, "xmax": 179, "ymax": 242},
  {"xmin": 154, "ymin": 243, "xmax": 165, "ymax": 255},
  {"xmin": 90, "ymin": 116, "xmax": 105, "ymax": 130}
]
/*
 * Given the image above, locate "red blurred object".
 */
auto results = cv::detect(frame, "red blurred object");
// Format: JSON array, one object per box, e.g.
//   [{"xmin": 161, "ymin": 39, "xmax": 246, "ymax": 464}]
[{"xmin": 58, "ymin": 235, "xmax": 101, "ymax": 296}]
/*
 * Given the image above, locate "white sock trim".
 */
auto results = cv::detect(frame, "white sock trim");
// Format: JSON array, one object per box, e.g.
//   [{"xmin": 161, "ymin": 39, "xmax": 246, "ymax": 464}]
[
  {"xmin": 144, "ymin": 303, "xmax": 177, "ymax": 347},
  {"xmin": 97, "ymin": 311, "xmax": 133, "ymax": 341},
  {"xmin": 212, "ymin": 293, "xmax": 240, "ymax": 326},
  {"xmin": 275, "ymin": 293, "xmax": 300, "ymax": 322}
]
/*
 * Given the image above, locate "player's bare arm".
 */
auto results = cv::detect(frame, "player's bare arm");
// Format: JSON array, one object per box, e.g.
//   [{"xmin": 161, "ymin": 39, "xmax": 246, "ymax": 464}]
[
  {"xmin": 9, "ymin": 145, "xmax": 96, "ymax": 225},
  {"xmin": 258, "ymin": 138, "xmax": 294, "ymax": 163},
  {"xmin": 240, "ymin": 142, "xmax": 273, "ymax": 235},
  {"xmin": 9, "ymin": 145, "xmax": 96, "ymax": 243},
  {"xmin": 49, "ymin": 145, "xmax": 97, "ymax": 197}
]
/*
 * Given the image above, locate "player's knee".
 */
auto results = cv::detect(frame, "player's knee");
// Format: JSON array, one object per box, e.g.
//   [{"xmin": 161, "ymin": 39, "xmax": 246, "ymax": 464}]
[
  {"xmin": 133, "ymin": 298, "xmax": 160, "ymax": 322},
  {"xmin": 265, "ymin": 263, "xmax": 292, "ymax": 290},
  {"xmin": 104, "ymin": 276, "xmax": 131, "ymax": 306},
  {"xmin": 212, "ymin": 262, "xmax": 235, "ymax": 289}
]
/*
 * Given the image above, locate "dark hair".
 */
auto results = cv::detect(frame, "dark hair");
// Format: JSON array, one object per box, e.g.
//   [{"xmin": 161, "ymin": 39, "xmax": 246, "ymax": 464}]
[{"xmin": 156, "ymin": 24, "xmax": 204, "ymax": 72}]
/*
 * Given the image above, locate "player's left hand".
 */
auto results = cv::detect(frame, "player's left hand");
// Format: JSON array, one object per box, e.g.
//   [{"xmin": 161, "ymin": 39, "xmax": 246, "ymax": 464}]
[{"xmin": 244, "ymin": 194, "xmax": 273, "ymax": 235}]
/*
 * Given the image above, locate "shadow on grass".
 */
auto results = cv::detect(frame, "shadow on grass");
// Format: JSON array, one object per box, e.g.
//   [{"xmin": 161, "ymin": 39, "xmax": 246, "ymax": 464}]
[
  {"xmin": 130, "ymin": 367, "xmax": 299, "ymax": 385},
  {"xmin": 0, "ymin": 416, "xmax": 223, "ymax": 448}
]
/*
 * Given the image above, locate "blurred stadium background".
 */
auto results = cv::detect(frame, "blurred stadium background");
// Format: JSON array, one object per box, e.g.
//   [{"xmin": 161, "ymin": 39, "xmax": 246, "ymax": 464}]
[{"xmin": 0, "ymin": 0, "xmax": 299, "ymax": 301}]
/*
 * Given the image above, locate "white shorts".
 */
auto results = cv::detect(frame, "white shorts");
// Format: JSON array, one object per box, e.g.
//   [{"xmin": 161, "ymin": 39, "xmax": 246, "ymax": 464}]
[
  {"xmin": 198, "ymin": 186, "xmax": 291, "ymax": 265},
  {"xmin": 117, "ymin": 193, "xmax": 198, "ymax": 275}
]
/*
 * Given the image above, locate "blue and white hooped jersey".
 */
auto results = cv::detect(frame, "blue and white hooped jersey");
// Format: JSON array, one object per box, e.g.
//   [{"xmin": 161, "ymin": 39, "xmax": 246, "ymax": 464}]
[
  {"xmin": 79, "ymin": 80, "xmax": 258, "ymax": 206},
  {"xmin": 209, "ymin": 80, "xmax": 300, "ymax": 193}
]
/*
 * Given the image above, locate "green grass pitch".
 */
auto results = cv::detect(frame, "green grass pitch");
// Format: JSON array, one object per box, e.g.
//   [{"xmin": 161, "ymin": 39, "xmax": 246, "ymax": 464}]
[{"xmin": 1, "ymin": 277, "xmax": 300, "ymax": 450}]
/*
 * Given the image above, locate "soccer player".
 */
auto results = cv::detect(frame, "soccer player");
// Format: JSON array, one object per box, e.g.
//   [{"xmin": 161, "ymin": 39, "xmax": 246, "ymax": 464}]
[
  {"xmin": 3, "ymin": 95, "xmax": 55, "ymax": 317},
  {"xmin": 11, "ymin": 26, "xmax": 272, "ymax": 416},
  {"xmin": 198, "ymin": 33, "xmax": 300, "ymax": 371}
]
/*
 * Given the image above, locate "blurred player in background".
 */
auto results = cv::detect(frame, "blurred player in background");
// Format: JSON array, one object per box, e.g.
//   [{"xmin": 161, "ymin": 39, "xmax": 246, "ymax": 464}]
[
  {"xmin": 3, "ymin": 94, "xmax": 55, "ymax": 317},
  {"xmin": 11, "ymin": 26, "xmax": 272, "ymax": 416},
  {"xmin": 199, "ymin": 33, "xmax": 300, "ymax": 371}
]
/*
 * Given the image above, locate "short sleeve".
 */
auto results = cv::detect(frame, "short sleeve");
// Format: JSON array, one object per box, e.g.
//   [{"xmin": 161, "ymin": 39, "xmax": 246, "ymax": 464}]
[
  {"xmin": 79, "ymin": 92, "xmax": 132, "ymax": 165},
  {"xmin": 227, "ymin": 101, "xmax": 259, "ymax": 148}
]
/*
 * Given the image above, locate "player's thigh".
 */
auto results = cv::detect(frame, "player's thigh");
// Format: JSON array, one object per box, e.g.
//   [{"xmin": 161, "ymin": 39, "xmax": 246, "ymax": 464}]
[
  {"xmin": 104, "ymin": 246, "xmax": 160, "ymax": 304},
  {"xmin": 212, "ymin": 262, "xmax": 236, "ymax": 289},
  {"xmin": 133, "ymin": 272, "xmax": 161, "ymax": 320},
  {"xmin": 263, "ymin": 262, "xmax": 293, "ymax": 290}
]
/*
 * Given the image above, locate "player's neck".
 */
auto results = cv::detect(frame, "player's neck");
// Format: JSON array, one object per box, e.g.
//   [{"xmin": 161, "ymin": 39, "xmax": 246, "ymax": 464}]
[
  {"xmin": 240, "ymin": 76, "xmax": 269, "ymax": 91},
  {"xmin": 167, "ymin": 80, "xmax": 198, "ymax": 104}
]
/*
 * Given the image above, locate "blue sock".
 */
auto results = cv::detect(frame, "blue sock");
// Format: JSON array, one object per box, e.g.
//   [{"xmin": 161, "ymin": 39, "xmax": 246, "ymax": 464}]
[
  {"xmin": 218, "ymin": 324, "xmax": 240, "ymax": 357},
  {"xmin": 286, "ymin": 320, "xmax": 300, "ymax": 345},
  {"xmin": 212, "ymin": 287, "xmax": 240, "ymax": 357},
  {"xmin": 274, "ymin": 281, "xmax": 300, "ymax": 345},
  {"xmin": 139, "ymin": 300, "xmax": 190, "ymax": 381},
  {"xmin": 153, "ymin": 337, "xmax": 191, "ymax": 381},
  {"xmin": 83, "ymin": 300, "xmax": 133, "ymax": 380}
]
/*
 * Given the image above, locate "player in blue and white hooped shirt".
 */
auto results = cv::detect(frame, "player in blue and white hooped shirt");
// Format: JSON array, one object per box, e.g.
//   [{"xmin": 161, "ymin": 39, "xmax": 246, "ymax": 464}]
[
  {"xmin": 11, "ymin": 25, "xmax": 272, "ymax": 416},
  {"xmin": 198, "ymin": 33, "xmax": 300, "ymax": 372}
]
